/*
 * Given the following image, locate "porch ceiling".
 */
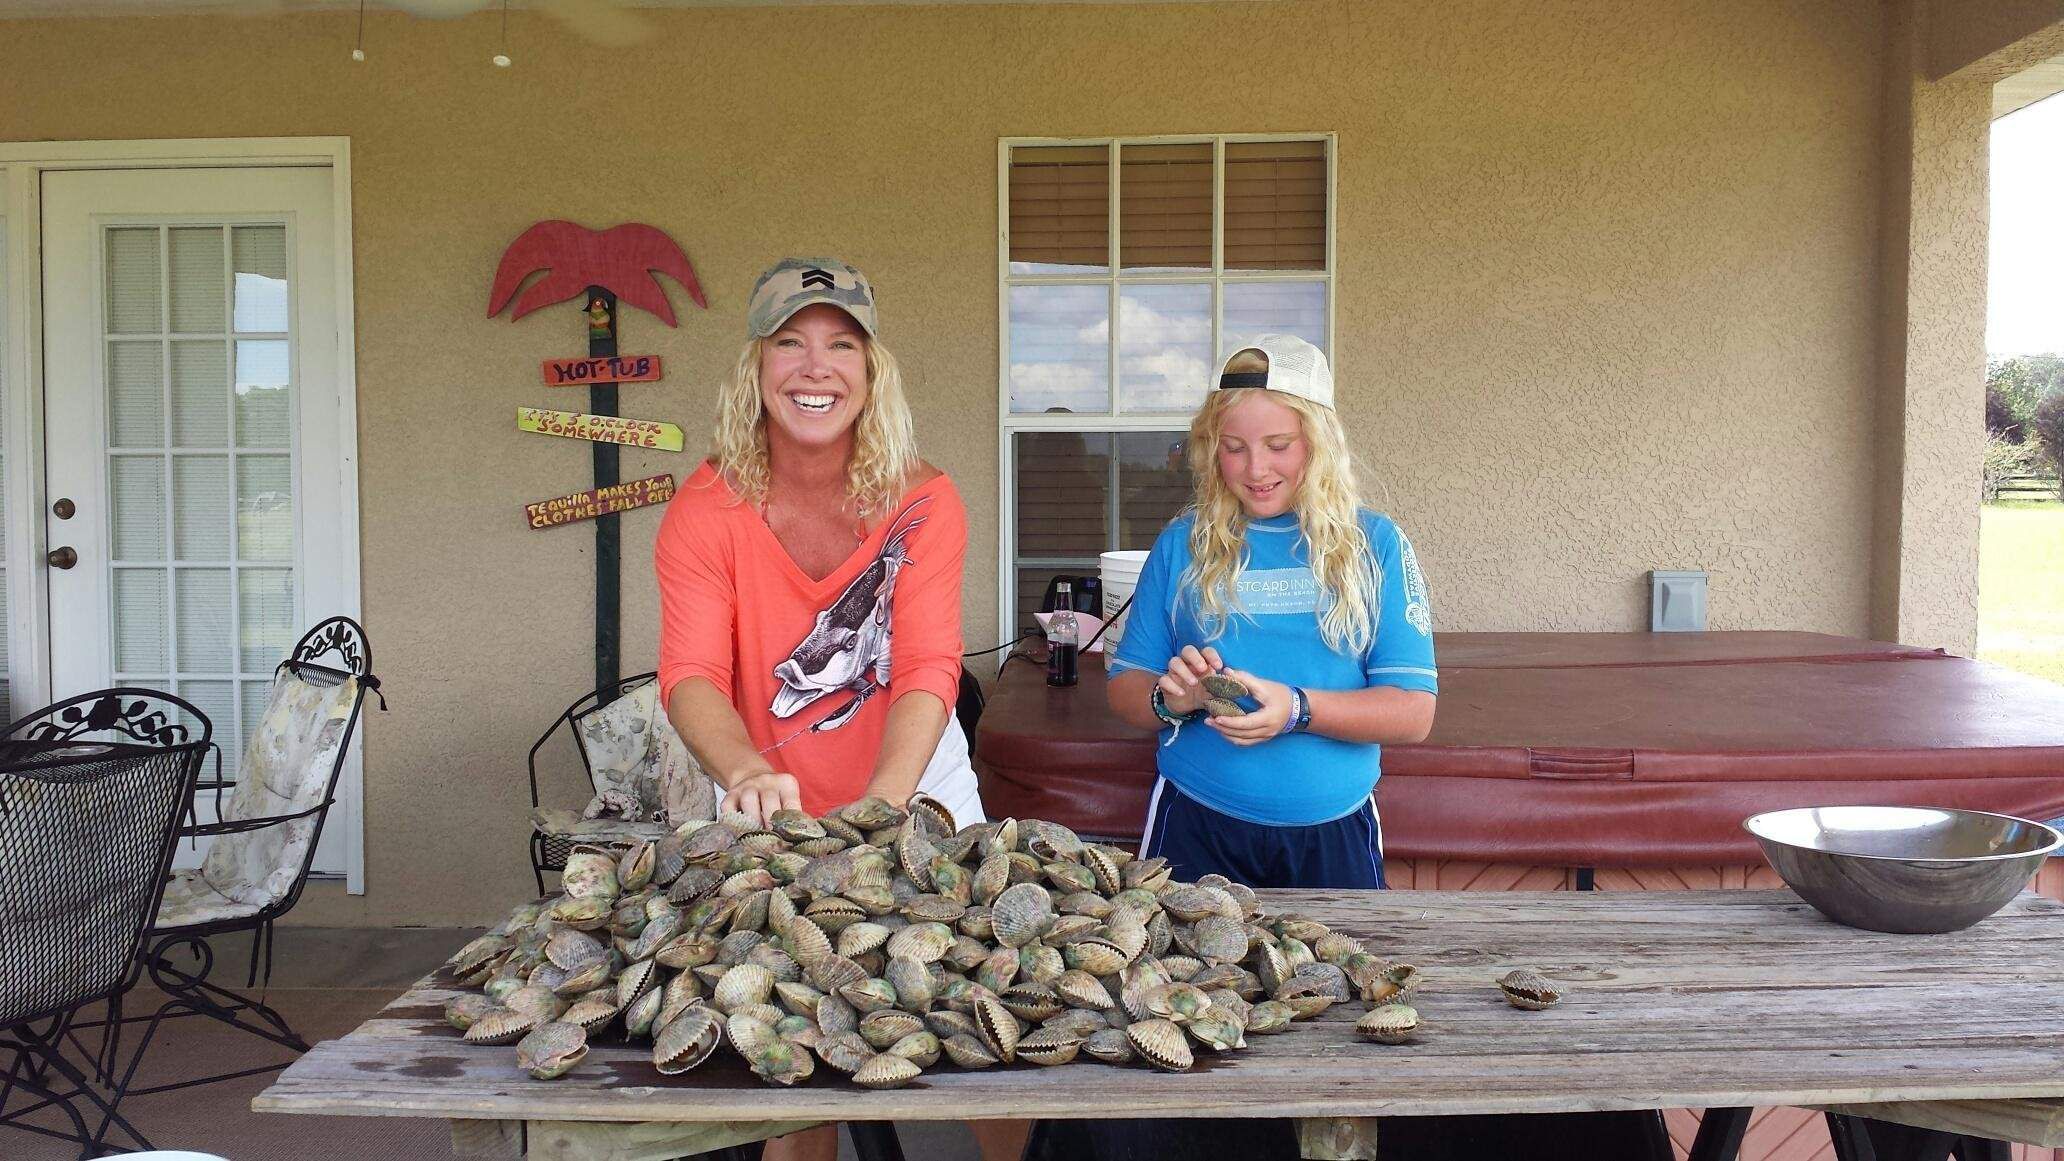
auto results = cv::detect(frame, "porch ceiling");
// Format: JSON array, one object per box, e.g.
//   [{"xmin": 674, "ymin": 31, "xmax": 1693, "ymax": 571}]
[{"xmin": 2, "ymin": 0, "xmax": 1257, "ymax": 13}]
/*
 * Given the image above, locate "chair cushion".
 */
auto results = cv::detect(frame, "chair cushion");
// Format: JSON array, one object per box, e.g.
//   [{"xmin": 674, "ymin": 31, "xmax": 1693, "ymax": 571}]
[
  {"xmin": 529, "ymin": 808, "xmax": 671, "ymax": 843},
  {"xmin": 156, "ymin": 868, "xmax": 264, "ymax": 927},
  {"xmin": 161, "ymin": 672, "xmax": 359, "ymax": 924},
  {"xmin": 577, "ymin": 680, "xmax": 716, "ymax": 825}
]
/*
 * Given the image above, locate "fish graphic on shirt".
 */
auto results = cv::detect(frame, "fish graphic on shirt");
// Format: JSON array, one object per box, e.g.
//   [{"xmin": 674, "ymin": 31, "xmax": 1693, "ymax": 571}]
[{"xmin": 768, "ymin": 498, "xmax": 931, "ymax": 732}]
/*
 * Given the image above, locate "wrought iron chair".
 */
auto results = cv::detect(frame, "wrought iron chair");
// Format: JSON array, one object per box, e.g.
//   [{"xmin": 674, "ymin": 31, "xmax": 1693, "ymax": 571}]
[
  {"xmin": 0, "ymin": 689, "xmax": 211, "ymax": 1157},
  {"xmin": 527, "ymin": 671, "xmax": 715, "ymax": 895},
  {"xmin": 106, "ymin": 616, "xmax": 382, "ymax": 1099}
]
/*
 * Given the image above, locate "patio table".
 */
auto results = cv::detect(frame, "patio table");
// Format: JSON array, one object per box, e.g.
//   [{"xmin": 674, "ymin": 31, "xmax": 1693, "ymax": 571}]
[{"xmin": 252, "ymin": 889, "xmax": 2064, "ymax": 1160}]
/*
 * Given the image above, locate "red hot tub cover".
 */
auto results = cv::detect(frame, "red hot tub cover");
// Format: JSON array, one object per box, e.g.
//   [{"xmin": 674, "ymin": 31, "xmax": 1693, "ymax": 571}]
[{"xmin": 972, "ymin": 634, "xmax": 2064, "ymax": 867}]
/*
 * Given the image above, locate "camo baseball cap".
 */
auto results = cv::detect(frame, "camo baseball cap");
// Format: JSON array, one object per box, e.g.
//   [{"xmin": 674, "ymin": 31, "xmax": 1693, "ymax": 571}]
[
  {"xmin": 1214, "ymin": 334, "xmax": 1335, "ymax": 410},
  {"xmin": 746, "ymin": 257, "xmax": 879, "ymax": 339}
]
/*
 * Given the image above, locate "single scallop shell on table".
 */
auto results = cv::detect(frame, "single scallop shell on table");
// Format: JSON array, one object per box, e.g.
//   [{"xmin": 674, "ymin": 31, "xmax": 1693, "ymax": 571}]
[
  {"xmin": 560, "ymin": 990, "xmax": 622, "ymax": 1033},
  {"xmin": 444, "ymin": 993, "xmax": 499, "ymax": 1031},
  {"xmin": 972, "ymin": 993, "xmax": 1021, "ymax": 1062},
  {"xmin": 1497, "ymin": 968, "xmax": 1562, "ymax": 1010},
  {"xmin": 515, "ymin": 1021, "xmax": 589, "ymax": 1080},
  {"xmin": 815, "ymin": 1031, "xmax": 873, "ymax": 1074},
  {"xmin": 1356, "ymin": 1003, "xmax": 1421, "ymax": 1045},
  {"xmin": 942, "ymin": 1032, "xmax": 1001, "ymax": 1069},
  {"xmin": 1244, "ymin": 999, "xmax": 1295, "ymax": 1035},
  {"xmin": 860, "ymin": 1008, "xmax": 926, "ymax": 1050},
  {"xmin": 1185, "ymin": 1009, "xmax": 1246, "ymax": 1052},
  {"xmin": 1082, "ymin": 1027, "xmax": 1137, "ymax": 1065},
  {"xmin": 1362, "ymin": 962, "xmax": 1422, "ymax": 1006},
  {"xmin": 463, "ymin": 1006, "xmax": 542, "ymax": 1046},
  {"xmin": 1015, "ymin": 1025, "xmax": 1087, "ymax": 1066}
]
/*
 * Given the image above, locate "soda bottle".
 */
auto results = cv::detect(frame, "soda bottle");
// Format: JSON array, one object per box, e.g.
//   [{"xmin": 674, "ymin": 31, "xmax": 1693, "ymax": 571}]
[{"xmin": 1047, "ymin": 580, "xmax": 1080, "ymax": 687}]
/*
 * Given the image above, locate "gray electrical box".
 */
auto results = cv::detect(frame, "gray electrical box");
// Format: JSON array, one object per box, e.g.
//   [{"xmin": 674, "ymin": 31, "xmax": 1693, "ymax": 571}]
[{"xmin": 1650, "ymin": 570, "xmax": 1708, "ymax": 632}]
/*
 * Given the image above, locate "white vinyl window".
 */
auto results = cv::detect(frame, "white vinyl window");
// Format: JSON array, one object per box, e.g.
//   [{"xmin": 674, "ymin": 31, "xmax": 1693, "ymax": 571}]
[{"xmin": 996, "ymin": 135, "xmax": 1336, "ymax": 639}]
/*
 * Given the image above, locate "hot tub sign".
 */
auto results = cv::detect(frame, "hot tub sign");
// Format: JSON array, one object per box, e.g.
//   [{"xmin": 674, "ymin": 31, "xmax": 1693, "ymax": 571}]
[
  {"xmin": 543, "ymin": 355, "xmax": 662, "ymax": 386},
  {"xmin": 526, "ymin": 473, "xmax": 677, "ymax": 529},
  {"xmin": 517, "ymin": 406, "xmax": 683, "ymax": 451}
]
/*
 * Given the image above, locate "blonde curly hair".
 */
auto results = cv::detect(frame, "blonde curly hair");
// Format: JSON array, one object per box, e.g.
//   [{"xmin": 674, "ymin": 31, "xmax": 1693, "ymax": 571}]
[
  {"xmin": 710, "ymin": 332, "xmax": 919, "ymax": 518},
  {"xmin": 1181, "ymin": 350, "xmax": 1378, "ymax": 655}
]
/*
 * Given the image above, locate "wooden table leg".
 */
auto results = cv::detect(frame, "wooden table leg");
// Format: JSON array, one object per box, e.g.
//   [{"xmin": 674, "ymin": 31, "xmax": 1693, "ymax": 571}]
[
  {"xmin": 1687, "ymin": 1108, "xmax": 1752, "ymax": 1161},
  {"xmin": 1296, "ymin": 1116, "xmax": 1380, "ymax": 1160},
  {"xmin": 521, "ymin": 1118, "xmax": 821, "ymax": 1160}
]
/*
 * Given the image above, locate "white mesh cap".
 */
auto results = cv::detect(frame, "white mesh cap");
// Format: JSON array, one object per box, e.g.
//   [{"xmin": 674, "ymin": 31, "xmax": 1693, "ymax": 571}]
[{"xmin": 1213, "ymin": 334, "xmax": 1334, "ymax": 410}]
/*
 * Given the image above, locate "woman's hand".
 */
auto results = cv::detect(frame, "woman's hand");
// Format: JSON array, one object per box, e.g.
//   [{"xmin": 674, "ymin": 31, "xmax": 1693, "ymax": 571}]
[
  {"xmin": 721, "ymin": 770, "xmax": 803, "ymax": 827},
  {"xmin": 1158, "ymin": 645, "xmax": 1225, "ymax": 717},
  {"xmin": 1204, "ymin": 668, "xmax": 1293, "ymax": 745}
]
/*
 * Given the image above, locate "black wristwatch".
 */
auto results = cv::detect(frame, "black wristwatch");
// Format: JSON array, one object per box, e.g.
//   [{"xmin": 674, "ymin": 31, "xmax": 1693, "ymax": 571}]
[{"xmin": 1150, "ymin": 684, "xmax": 1202, "ymax": 727}]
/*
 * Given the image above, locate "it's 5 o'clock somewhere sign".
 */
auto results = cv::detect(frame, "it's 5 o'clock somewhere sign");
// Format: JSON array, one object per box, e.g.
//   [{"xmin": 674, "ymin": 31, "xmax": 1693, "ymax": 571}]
[{"xmin": 517, "ymin": 406, "xmax": 683, "ymax": 451}]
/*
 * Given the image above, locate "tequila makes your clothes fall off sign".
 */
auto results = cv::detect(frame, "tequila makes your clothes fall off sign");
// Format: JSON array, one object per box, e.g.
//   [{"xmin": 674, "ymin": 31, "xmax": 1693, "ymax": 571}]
[
  {"xmin": 525, "ymin": 473, "xmax": 678, "ymax": 529},
  {"xmin": 516, "ymin": 406, "xmax": 683, "ymax": 451}
]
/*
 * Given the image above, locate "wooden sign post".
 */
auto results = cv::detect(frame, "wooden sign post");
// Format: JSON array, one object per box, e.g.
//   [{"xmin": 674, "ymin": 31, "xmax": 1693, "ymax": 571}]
[{"xmin": 490, "ymin": 221, "xmax": 706, "ymax": 695}]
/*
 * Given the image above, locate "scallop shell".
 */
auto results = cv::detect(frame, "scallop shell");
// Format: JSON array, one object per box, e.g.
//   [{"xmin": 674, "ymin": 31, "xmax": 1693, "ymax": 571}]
[
  {"xmin": 885, "ymin": 955, "xmax": 936, "ymax": 1013},
  {"xmin": 1185, "ymin": 1009, "xmax": 1246, "ymax": 1052},
  {"xmin": 775, "ymin": 980, "xmax": 826, "ymax": 1018},
  {"xmin": 853, "ymin": 1052, "xmax": 923, "ymax": 1089},
  {"xmin": 1081, "ymin": 845, "xmax": 1124, "ymax": 895},
  {"xmin": 1121, "ymin": 856, "xmax": 1171, "ymax": 892},
  {"xmin": 1053, "ymin": 970, "xmax": 1115, "ymax": 1011},
  {"xmin": 1363, "ymin": 962, "xmax": 1422, "ymax": 1006},
  {"xmin": 560, "ymin": 851, "xmax": 620, "ymax": 901},
  {"xmin": 839, "ymin": 795, "xmax": 906, "ymax": 830},
  {"xmin": 1290, "ymin": 962, "xmax": 1354, "ymax": 1004},
  {"xmin": 516, "ymin": 1021, "xmax": 589, "ymax": 1080},
  {"xmin": 1160, "ymin": 886, "xmax": 1232, "ymax": 923},
  {"xmin": 1125, "ymin": 1018, "xmax": 1193, "ymax": 1072},
  {"xmin": 781, "ymin": 914, "xmax": 834, "ymax": 969},
  {"xmin": 972, "ymin": 994, "xmax": 1021, "ymax": 1063},
  {"xmin": 616, "ymin": 959, "xmax": 660, "ymax": 1008},
  {"xmin": 712, "ymin": 963, "xmax": 775, "ymax": 1013},
  {"xmin": 622, "ymin": 986, "xmax": 665, "ymax": 1039},
  {"xmin": 816, "ymin": 1031, "xmax": 875, "ymax": 1074},
  {"xmin": 972, "ymin": 855, "xmax": 1013, "ymax": 906},
  {"xmin": 463, "ymin": 1006, "xmax": 542, "ymax": 1045},
  {"xmin": 990, "ymin": 883, "xmax": 1056, "ymax": 949},
  {"xmin": 926, "ymin": 1009, "xmax": 979, "ymax": 1040},
  {"xmin": 1082, "ymin": 1027, "xmax": 1136, "ymax": 1064},
  {"xmin": 1190, "ymin": 915, "xmax": 1251, "ymax": 964},
  {"xmin": 1244, "ymin": 1000, "xmax": 1295, "ymax": 1034},
  {"xmin": 1015, "ymin": 1025, "xmax": 1086, "ymax": 1066},
  {"xmin": 1145, "ymin": 982, "xmax": 1211, "ymax": 1024},
  {"xmin": 888, "ymin": 1030, "xmax": 943, "ymax": 1068},
  {"xmin": 859, "ymin": 1008, "xmax": 927, "ymax": 1050},
  {"xmin": 1314, "ymin": 931, "xmax": 1364, "ymax": 965},
  {"xmin": 998, "ymin": 982, "xmax": 1064, "ymax": 1023},
  {"xmin": 886, "ymin": 922, "xmax": 956, "ymax": 965},
  {"xmin": 616, "ymin": 842, "xmax": 656, "ymax": 894},
  {"xmin": 444, "ymin": 993, "xmax": 499, "ymax": 1031},
  {"xmin": 1497, "ymin": 968, "xmax": 1562, "ymax": 1010},
  {"xmin": 1356, "ymin": 1003, "xmax": 1420, "ymax": 1044},
  {"xmin": 547, "ymin": 895, "xmax": 612, "ymax": 931},
  {"xmin": 840, "ymin": 978, "xmax": 899, "ymax": 1014},
  {"xmin": 545, "ymin": 929, "xmax": 607, "ymax": 971},
  {"xmin": 1044, "ymin": 860, "xmax": 1098, "ymax": 894},
  {"xmin": 447, "ymin": 934, "xmax": 511, "ymax": 979},
  {"xmin": 941, "ymin": 1032, "xmax": 1001, "ymax": 1069},
  {"xmin": 903, "ymin": 893, "xmax": 968, "ymax": 924},
  {"xmin": 749, "ymin": 1039, "xmax": 816, "ymax": 1086},
  {"xmin": 725, "ymin": 1011, "xmax": 779, "ymax": 1058},
  {"xmin": 837, "ymin": 921, "xmax": 892, "ymax": 960},
  {"xmin": 551, "ymin": 958, "xmax": 613, "ymax": 998},
  {"xmin": 809, "ymin": 953, "xmax": 870, "ymax": 993},
  {"xmin": 909, "ymin": 793, "xmax": 957, "ymax": 838},
  {"xmin": 560, "ymin": 991, "xmax": 622, "ymax": 1033},
  {"xmin": 768, "ymin": 807, "xmax": 826, "ymax": 842}
]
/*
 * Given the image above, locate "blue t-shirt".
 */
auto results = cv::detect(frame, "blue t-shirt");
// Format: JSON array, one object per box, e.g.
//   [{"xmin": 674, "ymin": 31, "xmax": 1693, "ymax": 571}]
[{"xmin": 1108, "ymin": 509, "xmax": 1437, "ymax": 826}]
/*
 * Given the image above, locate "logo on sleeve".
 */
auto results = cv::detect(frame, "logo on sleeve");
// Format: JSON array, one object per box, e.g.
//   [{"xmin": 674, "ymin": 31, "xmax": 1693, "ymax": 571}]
[{"xmin": 1399, "ymin": 535, "xmax": 1432, "ymax": 636}]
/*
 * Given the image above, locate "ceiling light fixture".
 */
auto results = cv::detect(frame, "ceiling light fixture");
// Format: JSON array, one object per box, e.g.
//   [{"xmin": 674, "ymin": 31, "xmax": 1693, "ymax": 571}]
[
  {"xmin": 350, "ymin": 0, "xmax": 366, "ymax": 61},
  {"xmin": 493, "ymin": 0, "xmax": 512, "ymax": 67}
]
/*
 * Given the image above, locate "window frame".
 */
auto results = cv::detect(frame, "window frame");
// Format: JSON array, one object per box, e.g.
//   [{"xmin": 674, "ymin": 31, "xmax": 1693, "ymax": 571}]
[{"xmin": 995, "ymin": 133, "xmax": 1338, "ymax": 644}]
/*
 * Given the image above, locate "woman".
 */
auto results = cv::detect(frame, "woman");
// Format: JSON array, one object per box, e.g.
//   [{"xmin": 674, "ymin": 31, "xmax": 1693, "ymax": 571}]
[{"xmin": 654, "ymin": 257, "xmax": 1022, "ymax": 1161}]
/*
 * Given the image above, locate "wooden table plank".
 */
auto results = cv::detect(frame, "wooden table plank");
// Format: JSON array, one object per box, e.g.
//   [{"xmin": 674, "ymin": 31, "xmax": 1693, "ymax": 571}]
[{"xmin": 255, "ymin": 891, "xmax": 2064, "ymax": 1140}]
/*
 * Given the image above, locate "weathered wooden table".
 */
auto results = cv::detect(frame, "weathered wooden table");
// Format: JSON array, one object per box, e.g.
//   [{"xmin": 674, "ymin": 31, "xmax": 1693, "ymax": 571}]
[{"xmin": 253, "ymin": 890, "xmax": 2064, "ymax": 1160}]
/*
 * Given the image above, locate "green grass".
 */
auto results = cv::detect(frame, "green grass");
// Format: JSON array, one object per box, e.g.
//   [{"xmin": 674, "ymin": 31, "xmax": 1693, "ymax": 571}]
[{"xmin": 1979, "ymin": 501, "xmax": 2064, "ymax": 686}]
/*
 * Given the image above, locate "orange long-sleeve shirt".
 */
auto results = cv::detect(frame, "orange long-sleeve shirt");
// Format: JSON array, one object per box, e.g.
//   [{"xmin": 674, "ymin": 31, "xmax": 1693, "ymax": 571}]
[{"xmin": 655, "ymin": 462, "xmax": 967, "ymax": 815}]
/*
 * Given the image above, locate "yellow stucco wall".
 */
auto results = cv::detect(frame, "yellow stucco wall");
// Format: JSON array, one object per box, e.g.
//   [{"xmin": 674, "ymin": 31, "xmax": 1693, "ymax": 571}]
[{"xmin": 0, "ymin": 0, "xmax": 1971, "ymax": 924}]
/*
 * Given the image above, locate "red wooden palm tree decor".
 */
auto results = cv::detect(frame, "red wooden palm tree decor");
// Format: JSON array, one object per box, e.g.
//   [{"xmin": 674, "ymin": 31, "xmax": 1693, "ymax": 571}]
[{"xmin": 490, "ymin": 220, "xmax": 707, "ymax": 693}]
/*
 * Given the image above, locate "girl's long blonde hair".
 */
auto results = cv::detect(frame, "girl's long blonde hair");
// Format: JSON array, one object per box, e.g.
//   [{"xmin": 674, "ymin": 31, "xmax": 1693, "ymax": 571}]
[
  {"xmin": 710, "ymin": 332, "xmax": 920, "ymax": 518},
  {"xmin": 1182, "ymin": 352, "xmax": 1379, "ymax": 655}
]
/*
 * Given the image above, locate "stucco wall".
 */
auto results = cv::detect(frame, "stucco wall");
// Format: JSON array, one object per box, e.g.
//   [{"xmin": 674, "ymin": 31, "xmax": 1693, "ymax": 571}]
[{"xmin": 1, "ymin": 0, "xmax": 1918, "ymax": 925}]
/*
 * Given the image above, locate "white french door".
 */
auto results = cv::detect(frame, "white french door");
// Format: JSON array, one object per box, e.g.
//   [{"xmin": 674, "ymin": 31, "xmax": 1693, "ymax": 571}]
[{"xmin": 38, "ymin": 165, "xmax": 355, "ymax": 876}]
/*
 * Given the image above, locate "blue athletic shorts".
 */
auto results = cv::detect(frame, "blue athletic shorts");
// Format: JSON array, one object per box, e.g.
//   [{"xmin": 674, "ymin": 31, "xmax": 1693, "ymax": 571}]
[{"xmin": 1140, "ymin": 778, "xmax": 1387, "ymax": 890}]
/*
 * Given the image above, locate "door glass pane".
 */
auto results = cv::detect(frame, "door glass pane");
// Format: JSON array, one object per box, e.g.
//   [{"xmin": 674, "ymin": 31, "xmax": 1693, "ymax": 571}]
[
  {"xmin": 1120, "ymin": 143, "xmax": 1212, "ymax": 272},
  {"xmin": 106, "ymin": 342, "xmax": 165, "ymax": 447},
  {"xmin": 236, "ymin": 456, "xmax": 294, "ymax": 562},
  {"xmin": 110, "ymin": 456, "xmax": 167, "ymax": 561},
  {"xmin": 105, "ymin": 227, "xmax": 161, "ymax": 334},
  {"xmin": 1009, "ymin": 145, "xmax": 1109, "ymax": 275},
  {"xmin": 113, "ymin": 569, "xmax": 169, "ymax": 672},
  {"xmin": 173, "ymin": 456, "xmax": 232, "ymax": 561},
  {"xmin": 1224, "ymin": 140, "xmax": 1327, "ymax": 272},
  {"xmin": 176, "ymin": 569, "xmax": 232, "ymax": 672},
  {"xmin": 168, "ymin": 227, "xmax": 226, "ymax": 333},
  {"xmin": 178, "ymin": 679, "xmax": 237, "ymax": 779},
  {"xmin": 235, "ymin": 339, "xmax": 290, "ymax": 446},
  {"xmin": 1009, "ymin": 285, "xmax": 1109, "ymax": 415},
  {"xmin": 238, "ymin": 569, "xmax": 295, "ymax": 672},
  {"xmin": 1015, "ymin": 566, "xmax": 1082, "ymax": 640},
  {"xmin": 1117, "ymin": 433, "xmax": 1191, "ymax": 549},
  {"xmin": 1116, "ymin": 284, "xmax": 1212, "ymax": 414},
  {"xmin": 233, "ymin": 225, "xmax": 289, "ymax": 332},
  {"xmin": 1014, "ymin": 432, "xmax": 1111, "ymax": 559},
  {"xmin": 171, "ymin": 340, "xmax": 230, "ymax": 447},
  {"xmin": 1222, "ymin": 282, "xmax": 1328, "ymax": 356}
]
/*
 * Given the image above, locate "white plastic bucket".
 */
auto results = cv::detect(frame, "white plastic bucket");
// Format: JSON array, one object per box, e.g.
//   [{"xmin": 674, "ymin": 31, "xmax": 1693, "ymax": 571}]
[{"xmin": 1099, "ymin": 550, "xmax": 1151, "ymax": 647}]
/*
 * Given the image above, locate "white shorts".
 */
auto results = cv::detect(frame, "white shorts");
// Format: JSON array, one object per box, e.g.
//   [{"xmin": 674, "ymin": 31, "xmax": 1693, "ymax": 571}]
[{"xmin": 913, "ymin": 718, "xmax": 987, "ymax": 828}]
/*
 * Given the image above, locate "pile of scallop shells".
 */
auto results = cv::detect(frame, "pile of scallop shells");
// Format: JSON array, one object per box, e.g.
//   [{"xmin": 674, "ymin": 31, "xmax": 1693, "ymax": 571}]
[{"xmin": 440, "ymin": 796, "xmax": 1448, "ymax": 1087}]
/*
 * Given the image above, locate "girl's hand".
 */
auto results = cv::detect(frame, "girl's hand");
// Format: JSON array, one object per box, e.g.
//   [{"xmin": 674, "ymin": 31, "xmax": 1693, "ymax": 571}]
[
  {"xmin": 721, "ymin": 770, "xmax": 803, "ymax": 827},
  {"xmin": 1158, "ymin": 645, "xmax": 1225, "ymax": 717},
  {"xmin": 1205, "ymin": 668, "xmax": 1293, "ymax": 745}
]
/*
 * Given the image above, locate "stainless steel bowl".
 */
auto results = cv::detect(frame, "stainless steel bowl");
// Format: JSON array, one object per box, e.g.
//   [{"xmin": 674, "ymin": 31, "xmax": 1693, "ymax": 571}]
[{"xmin": 1744, "ymin": 806, "xmax": 2062, "ymax": 933}]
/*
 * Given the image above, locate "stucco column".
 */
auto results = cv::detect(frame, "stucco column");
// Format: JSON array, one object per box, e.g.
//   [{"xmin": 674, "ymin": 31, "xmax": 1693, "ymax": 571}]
[{"xmin": 1870, "ymin": 6, "xmax": 1990, "ymax": 654}]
